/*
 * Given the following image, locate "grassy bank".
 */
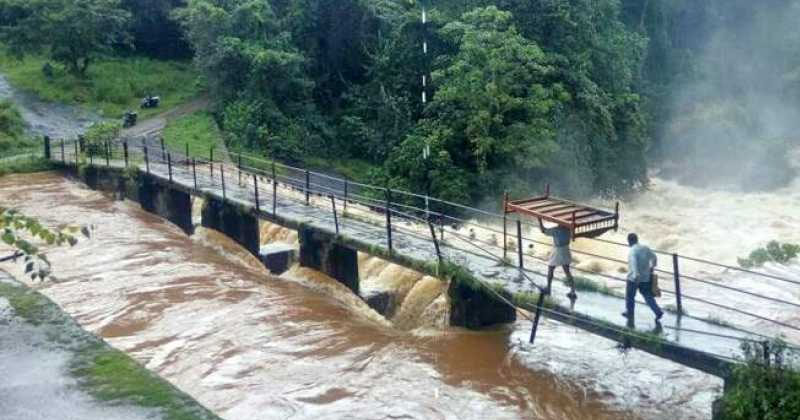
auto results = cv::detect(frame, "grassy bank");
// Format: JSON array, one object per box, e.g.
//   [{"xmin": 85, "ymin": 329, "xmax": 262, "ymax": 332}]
[
  {"xmin": 0, "ymin": 276, "xmax": 221, "ymax": 420},
  {"xmin": 0, "ymin": 53, "xmax": 204, "ymax": 118},
  {"xmin": 304, "ymin": 156, "xmax": 377, "ymax": 184},
  {"xmin": 163, "ymin": 111, "xmax": 223, "ymax": 158}
]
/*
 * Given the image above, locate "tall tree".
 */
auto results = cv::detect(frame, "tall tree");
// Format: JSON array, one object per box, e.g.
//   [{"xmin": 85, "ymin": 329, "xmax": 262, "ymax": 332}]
[{"xmin": 0, "ymin": 0, "xmax": 131, "ymax": 75}]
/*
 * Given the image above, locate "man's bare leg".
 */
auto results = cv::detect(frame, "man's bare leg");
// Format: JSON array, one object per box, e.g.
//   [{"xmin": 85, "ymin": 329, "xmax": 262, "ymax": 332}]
[{"xmin": 563, "ymin": 265, "xmax": 577, "ymax": 300}]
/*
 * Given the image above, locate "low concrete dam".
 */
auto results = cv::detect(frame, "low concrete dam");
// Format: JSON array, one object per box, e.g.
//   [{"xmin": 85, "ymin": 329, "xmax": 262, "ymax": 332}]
[{"xmin": 0, "ymin": 172, "xmax": 722, "ymax": 420}]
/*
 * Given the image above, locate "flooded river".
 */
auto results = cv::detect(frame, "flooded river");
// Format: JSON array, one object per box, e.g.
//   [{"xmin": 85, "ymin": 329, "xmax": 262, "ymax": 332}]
[{"xmin": 0, "ymin": 173, "xmax": 723, "ymax": 419}]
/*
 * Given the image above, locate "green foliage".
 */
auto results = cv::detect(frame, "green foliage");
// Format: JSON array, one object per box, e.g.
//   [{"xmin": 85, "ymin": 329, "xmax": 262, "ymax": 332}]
[
  {"xmin": 0, "ymin": 54, "xmax": 203, "ymax": 117},
  {"xmin": 738, "ymin": 241, "xmax": 800, "ymax": 269},
  {"xmin": 0, "ymin": 207, "xmax": 88, "ymax": 281},
  {"xmin": 572, "ymin": 276, "xmax": 616, "ymax": 296},
  {"xmin": 0, "ymin": 156, "xmax": 56, "ymax": 176},
  {"xmin": 0, "ymin": 0, "xmax": 132, "ymax": 75},
  {"xmin": 83, "ymin": 121, "xmax": 121, "ymax": 157},
  {"xmin": 723, "ymin": 340, "xmax": 800, "ymax": 420},
  {"xmin": 163, "ymin": 111, "xmax": 222, "ymax": 157},
  {"xmin": 0, "ymin": 99, "xmax": 34, "ymax": 155}
]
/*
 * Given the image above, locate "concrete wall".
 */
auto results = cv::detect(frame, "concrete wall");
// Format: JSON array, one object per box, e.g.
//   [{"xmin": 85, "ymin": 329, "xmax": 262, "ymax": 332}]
[
  {"xmin": 200, "ymin": 197, "xmax": 260, "ymax": 257},
  {"xmin": 298, "ymin": 225, "xmax": 359, "ymax": 295},
  {"xmin": 139, "ymin": 177, "xmax": 194, "ymax": 235},
  {"xmin": 448, "ymin": 275, "xmax": 517, "ymax": 329}
]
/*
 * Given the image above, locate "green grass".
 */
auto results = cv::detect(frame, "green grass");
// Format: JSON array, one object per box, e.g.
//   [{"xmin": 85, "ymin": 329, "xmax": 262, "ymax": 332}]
[
  {"xmin": 0, "ymin": 155, "xmax": 57, "ymax": 176},
  {"xmin": 163, "ymin": 111, "xmax": 223, "ymax": 158},
  {"xmin": 572, "ymin": 276, "xmax": 618, "ymax": 296},
  {"xmin": 0, "ymin": 53, "xmax": 204, "ymax": 118},
  {"xmin": 304, "ymin": 156, "xmax": 378, "ymax": 183},
  {"xmin": 0, "ymin": 99, "xmax": 37, "ymax": 156}
]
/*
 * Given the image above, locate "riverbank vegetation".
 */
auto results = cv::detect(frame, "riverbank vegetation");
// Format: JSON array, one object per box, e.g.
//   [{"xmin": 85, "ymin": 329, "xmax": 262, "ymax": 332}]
[
  {"xmin": 163, "ymin": 111, "xmax": 222, "ymax": 157},
  {"xmin": 2, "ymin": 0, "xmax": 800, "ymax": 201},
  {"xmin": 0, "ymin": 100, "xmax": 31, "ymax": 153},
  {"xmin": 738, "ymin": 241, "xmax": 800, "ymax": 269},
  {"xmin": 722, "ymin": 340, "xmax": 800, "ymax": 420},
  {"xmin": 0, "ymin": 54, "xmax": 203, "ymax": 118}
]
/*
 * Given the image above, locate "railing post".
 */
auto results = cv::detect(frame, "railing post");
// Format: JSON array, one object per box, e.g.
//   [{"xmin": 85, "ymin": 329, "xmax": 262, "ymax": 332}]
[
  {"xmin": 43, "ymin": 135, "xmax": 51, "ymax": 159},
  {"xmin": 305, "ymin": 170, "xmax": 310, "ymax": 205},
  {"xmin": 386, "ymin": 188, "xmax": 393, "ymax": 252},
  {"xmin": 192, "ymin": 158, "xmax": 197, "ymax": 190},
  {"xmin": 185, "ymin": 143, "xmax": 189, "ymax": 159},
  {"xmin": 221, "ymin": 164, "xmax": 226, "ymax": 199},
  {"xmin": 89, "ymin": 148, "xmax": 93, "ymax": 166},
  {"xmin": 74, "ymin": 141, "xmax": 79, "ymax": 165},
  {"xmin": 60, "ymin": 139, "xmax": 65, "ymax": 162},
  {"xmin": 160, "ymin": 137, "xmax": 166, "ymax": 161},
  {"xmin": 517, "ymin": 220, "xmax": 524, "ymax": 269},
  {"xmin": 330, "ymin": 194, "xmax": 339, "ymax": 234},
  {"xmin": 167, "ymin": 153, "xmax": 173, "ymax": 182},
  {"xmin": 105, "ymin": 141, "xmax": 110, "ymax": 166},
  {"xmin": 254, "ymin": 174, "xmax": 260, "ymax": 212},
  {"xmin": 123, "ymin": 141, "xmax": 129, "ymax": 167},
  {"xmin": 529, "ymin": 292, "xmax": 545, "ymax": 344},
  {"xmin": 343, "ymin": 178, "xmax": 348, "ymax": 214},
  {"xmin": 238, "ymin": 153, "xmax": 242, "ymax": 186},
  {"xmin": 672, "ymin": 253, "xmax": 683, "ymax": 316},
  {"xmin": 428, "ymin": 220, "xmax": 442, "ymax": 265},
  {"xmin": 271, "ymin": 162, "xmax": 277, "ymax": 216},
  {"xmin": 503, "ymin": 192, "xmax": 509, "ymax": 262},
  {"xmin": 144, "ymin": 146, "xmax": 150, "ymax": 173}
]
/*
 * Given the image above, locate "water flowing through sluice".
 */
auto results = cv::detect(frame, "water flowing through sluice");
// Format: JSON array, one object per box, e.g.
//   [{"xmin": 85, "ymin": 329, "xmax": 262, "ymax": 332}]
[{"xmin": 1, "ymin": 173, "xmax": 725, "ymax": 420}]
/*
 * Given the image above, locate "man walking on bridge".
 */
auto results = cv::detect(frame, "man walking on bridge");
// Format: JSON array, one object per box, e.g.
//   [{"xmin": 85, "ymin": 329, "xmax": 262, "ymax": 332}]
[
  {"xmin": 539, "ymin": 219, "xmax": 576, "ymax": 300},
  {"xmin": 623, "ymin": 233, "xmax": 663, "ymax": 328}
]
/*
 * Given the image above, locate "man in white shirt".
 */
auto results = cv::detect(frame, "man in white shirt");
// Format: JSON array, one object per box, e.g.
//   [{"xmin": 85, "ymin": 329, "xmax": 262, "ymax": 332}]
[{"xmin": 623, "ymin": 233, "xmax": 663, "ymax": 328}]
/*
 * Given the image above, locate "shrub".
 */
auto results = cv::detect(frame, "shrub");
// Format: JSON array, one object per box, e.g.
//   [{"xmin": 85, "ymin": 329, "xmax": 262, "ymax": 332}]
[
  {"xmin": 738, "ymin": 241, "xmax": 800, "ymax": 268},
  {"xmin": 723, "ymin": 340, "xmax": 800, "ymax": 420}
]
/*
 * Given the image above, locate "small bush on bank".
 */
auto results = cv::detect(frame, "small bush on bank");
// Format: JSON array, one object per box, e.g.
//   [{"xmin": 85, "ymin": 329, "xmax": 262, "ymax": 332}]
[
  {"xmin": 738, "ymin": 241, "xmax": 800, "ymax": 268},
  {"xmin": 723, "ymin": 340, "xmax": 800, "ymax": 420}
]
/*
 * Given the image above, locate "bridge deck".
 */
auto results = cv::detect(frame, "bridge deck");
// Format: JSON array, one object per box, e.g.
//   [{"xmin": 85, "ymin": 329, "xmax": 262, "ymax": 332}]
[{"xmin": 54, "ymin": 143, "xmax": 775, "ymax": 377}]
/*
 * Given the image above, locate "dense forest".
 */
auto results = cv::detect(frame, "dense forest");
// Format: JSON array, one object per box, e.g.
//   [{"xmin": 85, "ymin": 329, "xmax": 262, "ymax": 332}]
[{"xmin": 2, "ymin": 0, "xmax": 799, "ymax": 202}]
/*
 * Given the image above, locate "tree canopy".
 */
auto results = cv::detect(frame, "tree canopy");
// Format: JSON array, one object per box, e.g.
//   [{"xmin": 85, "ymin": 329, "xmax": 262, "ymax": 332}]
[{"xmin": 0, "ymin": 0, "xmax": 131, "ymax": 75}]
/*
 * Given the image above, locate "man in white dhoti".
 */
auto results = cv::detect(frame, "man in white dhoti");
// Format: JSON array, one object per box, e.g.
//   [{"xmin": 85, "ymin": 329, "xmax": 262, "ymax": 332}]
[{"xmin": 539, "ymin": 219, "xmax": 576, "ymax": 300}]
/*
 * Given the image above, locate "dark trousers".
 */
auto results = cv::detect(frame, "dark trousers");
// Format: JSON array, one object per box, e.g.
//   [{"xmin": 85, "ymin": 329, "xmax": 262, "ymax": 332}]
[{"xmin": 626, "ymin": 281, "xmax": 663, "ymax": 324}]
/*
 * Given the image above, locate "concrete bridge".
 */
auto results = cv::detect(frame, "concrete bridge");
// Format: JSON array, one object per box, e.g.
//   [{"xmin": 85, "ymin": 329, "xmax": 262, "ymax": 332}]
[{"xmin": 43, "ymin": 137, "xmax": 800, "ymax": 388}]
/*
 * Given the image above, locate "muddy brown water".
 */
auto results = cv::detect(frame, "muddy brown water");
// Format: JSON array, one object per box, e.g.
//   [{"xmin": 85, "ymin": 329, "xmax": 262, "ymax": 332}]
[{"xmin": 0, "ymin": 173, "xmax": 722, "ymax": 420}]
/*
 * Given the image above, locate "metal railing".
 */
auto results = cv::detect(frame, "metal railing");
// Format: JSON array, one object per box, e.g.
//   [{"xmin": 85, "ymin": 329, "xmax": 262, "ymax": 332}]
[{"xmin": 45, "ymin": 136, "xmax": 800, "ymax": 354}]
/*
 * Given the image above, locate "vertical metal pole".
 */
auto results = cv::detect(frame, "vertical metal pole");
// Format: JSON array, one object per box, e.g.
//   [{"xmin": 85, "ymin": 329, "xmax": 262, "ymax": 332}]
[
  {"xmin": 428, "ymin": 221, "xmax": 442, "ymax": 265},
  {"xmin": 529, "ymin": 292, "xmax": 545, "ymax": 344},
  {"xmin": 43, "ymin": 136, "xmax": 51, "ymax": 159},
  {"xmin": 144, "ymin": 146, "xmax": 150, "ymax": 173},
  {"xmin": 185, "ymin": 143, "xmax": 189, "ymax": 159},
  {"xmin": 343, "ymin": 178, "xmax": 348, "ymax": 214},
  {"xmin": 89, "ymin": 149, "xmax": 93, "ymax": 166},
  {"xmin": 517, "ymin": 220, "xmax": 524, "ymax": 269},
  {"xmin": 210, "ymin": 147, "xmax": 214, "ymax": 179},
  {"xmin": 305, "ymin": 170, "xmax": 310, "ymax": 205},
  {"xmin": 160, "ymin": 137, "xmax": 166, "ymax": 161},
  {"xmin": 672, "ymin": 253, "xmax": 683, "ymax": 316},
  {"xmin": 386, "ymin": 188, "xmax": 393, "ymax": 252},
  {"xmin": 272, "ymin": 162, "xmax": 277, "ymax": 216},
  {"xmin": 105, "ymin": 141, "xmax": 110, "ymax": 166},
  {"xmin": 254, "ymin": 174, "xmax": 260, "ymax": 212},
  {"xmin": 167, "ymin": 153, "xmax": 173, "ymax": 182},
  {"xmin": 221, "ymin": 164, "xmax": 226, "ymax": 199},
  {"xmin": 123, "ymin": 142, "xmax": 129, "ymax": 167},
  {"xmin": 74, "ymin": 141, "xmax": 79, "ymax": 164},
  {"xmin": 192, "ymin": 158, "xmax": 197, "ymax": 190},
  {"xmin": 503, "ymin": 192, "xmax": 509, "ymax": 262},
  {"xmin": 330, "ymin": 195, "xmax": 339, "ymax": 234},
  {"xmin": 60, "ymin": 140, "xmax": 65, "ymax": 162},
  {"xmin": 238, "ymin": 153, "xmax": 242, "ymax": 186}
]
